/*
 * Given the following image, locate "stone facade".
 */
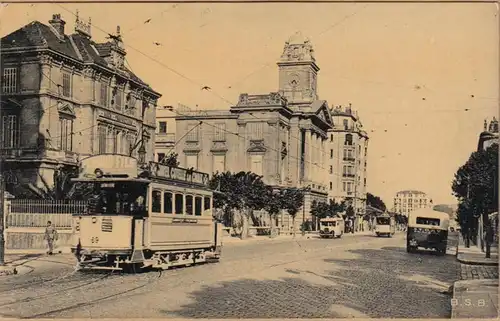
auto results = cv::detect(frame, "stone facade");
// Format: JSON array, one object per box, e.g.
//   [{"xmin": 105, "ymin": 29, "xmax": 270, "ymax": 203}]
[
  {"xmin": 154, "ymin": 105, "xmax": 177, "ymax": 162},
  {"xmin": 478, "ymin": 118, "xmax": 499, "ymax": 151},
  {"xmin": 328, "ymin": 105, "xmax": 369, "ymax": 220},
  {"xmin": 0, "ymin": 13, "xmax": 161, "ymax": 193},
  {"xmin": 392, "ymin": 190, "xmax": 433, "ymax": 216},
  {"xmin": 172, "ymin": 33, "xmax": 333, "ymax": 231}
]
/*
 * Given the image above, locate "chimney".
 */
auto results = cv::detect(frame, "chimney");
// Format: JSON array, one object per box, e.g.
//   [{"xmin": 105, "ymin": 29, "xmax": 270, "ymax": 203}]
[{"xmin": 49, "ymin": 14, "xmax": 66, "ymax": 36}]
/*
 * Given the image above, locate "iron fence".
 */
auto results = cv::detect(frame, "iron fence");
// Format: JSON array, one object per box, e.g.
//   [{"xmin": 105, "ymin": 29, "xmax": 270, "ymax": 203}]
[{"xmin": 6, "ymin": 199, "xmax": 87, "ymax": 228}]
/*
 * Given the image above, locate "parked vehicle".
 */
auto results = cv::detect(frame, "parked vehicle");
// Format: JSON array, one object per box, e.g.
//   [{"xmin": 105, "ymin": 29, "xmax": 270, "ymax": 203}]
[
  {"xmin": 406, "ymin": 208, "xmax": 449, "ymax": 255},
  {"xmin": 319, "ymin": 217, "xmax": 344, "ymax": 239},
  {"xmin": 71, "ymin": 154, "xmax": 222, "ymax": 272},
  {"xmin": 375, "ymin": 214, "xmax": 396, "ymax": 237}
]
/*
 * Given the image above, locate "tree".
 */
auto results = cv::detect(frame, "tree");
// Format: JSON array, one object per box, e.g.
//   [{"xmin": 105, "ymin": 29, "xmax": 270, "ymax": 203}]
[
  {"xmin": 452, "ymin": 144, "xmax": 498, "ymax": 256},
  {"xmin": 346, "ymin": 205, "xmax": 355, "ymax": 217},
  {"xmin": 162, "ymin": 152, "xmax": 180, "ymax": 167},
  {"xmin": 310, "ymin": 200, "xmax": 330, "ymax": 220},
  {"xmin": 281, "ymin": 187, "xmax": 305, "ymax": 238},
  {"xmin": 209, "ymin": 171, "xmax": 269, "ymax": 239},
  {"xmin": 264, "ymin": 187, "xmax": 285, "ymax": 236},
  {"xmin": 367, "ymin": 192, "xmax": 387, "ymax": 212},
  {"xmin": 23, "ymin": 165, "xmax": 92, "ymax": 200}
]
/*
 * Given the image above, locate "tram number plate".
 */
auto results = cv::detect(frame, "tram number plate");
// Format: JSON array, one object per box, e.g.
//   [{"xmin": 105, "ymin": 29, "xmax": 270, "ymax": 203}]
[{"xmin": 91, "ymin": 237, "xmax": 100, "ymax": 244}]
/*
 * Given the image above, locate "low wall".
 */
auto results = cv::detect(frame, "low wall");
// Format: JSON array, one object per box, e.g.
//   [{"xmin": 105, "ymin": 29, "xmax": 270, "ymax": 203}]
[{"xmin": 6, "ymin": 227, "xmax": 73, "ymax": 250}]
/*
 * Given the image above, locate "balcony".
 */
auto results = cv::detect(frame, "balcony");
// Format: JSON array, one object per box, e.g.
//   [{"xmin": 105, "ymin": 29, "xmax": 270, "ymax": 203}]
[
  {"xmin": 342, "ymin": 173, "xmax": 356, "ymax": 178},
  {"xmin": 343, "ymin": 157, "xmax": 356, "ymax": 162},
  {"xmin": 156, "ymin": 133, "xmax": 176, "ymax": 144}
]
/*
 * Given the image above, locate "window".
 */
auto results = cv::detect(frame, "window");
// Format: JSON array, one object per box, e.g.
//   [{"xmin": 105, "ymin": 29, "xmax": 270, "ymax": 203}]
[
  {"xmin": 186, "ymin": 154, "xmax": 198, "ymax": 170},
  {"xmin": 213, "ymin": 154, "xmax": 225, "ymax": 174},
  {"xmin": 2, "ymin": 67, "xmax": 17, "ymax": 94},
  {"xmin": 1, "ymin": 114, "xmax": 19, "ymax": 148},
  {"xmin": 98, "ymin": 125, "xmax": 107, "ymax": 154},
  {"xmin": 151, "ymin": 190, "xmax": 162, "ymax": 213},
  {"xmin": 114, "ymin": 87, "xmax": 122, "ymax": 110},
  {"xmin": 126, "ymin": 133, "xmax": 135, "ymax": 156},
  {"xmin": 186, "ymin": 123, "xmax": 199, "ymax": 142},
  {"xmin": 100, "ymin": 81, "xmax": 109, "ymax": 107},
  {"xmin": 163, "ymin": 192, "xmax": 173, "ymax": 214},
  {"xmin": 343, "ymin": 165, "xmax": 347, "ymax": 175},
  {"xmin": 158, "ymin": 121, "xmax": 167, "ymax": 133},
  {"xmin": 330, "ymin": 149, "xmax": 333, "ymax": 159},
  {"xmin": 343, "ymin": 182, "xmax": 347, "ymax": 192},
  {"xmin": 204, "ymin": 196, "xmax": 211, "ymax": 211},
  {"xmin": 157, "ymin": 153, "xmax": 166, "ymax": 163},
  {"xmin": 186, "ymin": 195, "xmax": 193, "ymax": 215},
  {"xmin": 330, "ymin": 134, "xmax": 333, "ymax": 142},
  {"xmin": 214, "ymin": 123, "xmax": 226, "ymax": 141},
  {"xmin": 175, "ymin": 194, "xmax": 184, "ymax": 214},
  {"xmin": 345, "ymin": 134, "xmax": 353, "ymax": 146},
  {"xmin": 250, "ymin": 154, "xmax": 263, "ymax": 176},
  {"xmin": 330, "ymin": 182, "xmax": 333, "ymax": 190},
  {"xmin": 110, "ymin": 128, "xmax": 118, "ymax": 154},
  {"xmin": 59, "ymin": 118, "xmax": 73, "ymax": 151},
  {"xmin": 343, "ymin": 119, "xmax": 349, "ymax": 130},
  {"xmin": 62, "ymin": 72, "xmax": 71, "ymax": 97},
  {"xmin": 195, "ymin": 196, "xmax": 202, "ymax": 216},
  {"xmin": 329, "ymin": 166, "xmax": 333, "ymax": 174}
]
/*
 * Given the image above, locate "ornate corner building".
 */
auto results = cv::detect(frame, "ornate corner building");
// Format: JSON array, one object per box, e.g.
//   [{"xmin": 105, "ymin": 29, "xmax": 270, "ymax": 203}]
[
  {"xmin": 328, "ymin": 105, "xmax": 369, "ymax": 220},
  {"xmin": 0, "ymin": 13, "xmax": 161, "ymax": 193},
  {"xmin": 171, "ymin": 33, "xmax": 334, "ymax": 230}
]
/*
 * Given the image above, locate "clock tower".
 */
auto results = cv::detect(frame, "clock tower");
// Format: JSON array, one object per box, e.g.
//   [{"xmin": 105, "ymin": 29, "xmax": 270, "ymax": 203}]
[{"xmin": 277, "ymin": 32, "xmax": 319, "ymax": 105}]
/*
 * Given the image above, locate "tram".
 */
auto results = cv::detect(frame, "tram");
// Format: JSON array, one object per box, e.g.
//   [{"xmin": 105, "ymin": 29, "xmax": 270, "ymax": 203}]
[{"xmin": 70, "ymin": 154, "xmax": 223, "ymax": 271}]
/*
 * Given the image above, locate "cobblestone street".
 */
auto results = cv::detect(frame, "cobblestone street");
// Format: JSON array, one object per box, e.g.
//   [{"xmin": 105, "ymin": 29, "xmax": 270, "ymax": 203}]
[
  {"xmin": 459, "ymin": 264, "xmax": 499, "ymax": 280},
  {"xmin": 0, "ymin": 233, "xmax": 460, "ymax": 318}
]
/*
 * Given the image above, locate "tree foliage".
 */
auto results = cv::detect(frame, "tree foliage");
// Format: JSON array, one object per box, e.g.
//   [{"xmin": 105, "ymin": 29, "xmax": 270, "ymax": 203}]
[
  {"xmin": 367, "ymin": 192, "xmax": 387, "ymax": 212},
  {"xmin": 22, "ymin": 165, "xmax": 92, "ymax": 200},
  {"xmin": 209, "ymin": 171, "xmax": 270, "ymax": 238},
  {"xmin": 162, "ymin": 152, "xmax": 180, "ymax": 167},
  {"xmin": 311, "ymin": 199, "xmax": 346, "ymax": 220},
  {"xmin": 452, "ymin": 143, "xmax": 498, "ymax": 241}
]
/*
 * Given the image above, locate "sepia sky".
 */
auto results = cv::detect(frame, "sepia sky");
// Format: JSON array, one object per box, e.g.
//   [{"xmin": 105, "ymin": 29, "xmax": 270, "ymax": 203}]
[{"xmin": 1, "ymin": 2, "xmax": 498, "ymax": 206}]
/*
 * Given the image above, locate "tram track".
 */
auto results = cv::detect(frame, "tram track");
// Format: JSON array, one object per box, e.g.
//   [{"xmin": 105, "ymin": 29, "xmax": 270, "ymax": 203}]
[
  {"xmin": 0, "ymin": 271, "xmax": 114, "ymax": 308},
  {"xmin": 19, "ymin": 270, "xmax": 163, "ymax": 319}
]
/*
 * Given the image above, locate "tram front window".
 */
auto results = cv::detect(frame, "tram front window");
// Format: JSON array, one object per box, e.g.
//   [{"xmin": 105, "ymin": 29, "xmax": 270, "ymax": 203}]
[
  {"xmin": 86, "ymin": 181, "xmax": 148, "ymax": 216},
  {"xmin": 376, "ymin": 217, "xmax": 390, "ymax": 225}
]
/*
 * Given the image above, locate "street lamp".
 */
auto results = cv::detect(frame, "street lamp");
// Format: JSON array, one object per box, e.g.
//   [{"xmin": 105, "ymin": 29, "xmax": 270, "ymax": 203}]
[{"xmin": 138, "ymin": 143, "xmax": 146, "ymax": 165}]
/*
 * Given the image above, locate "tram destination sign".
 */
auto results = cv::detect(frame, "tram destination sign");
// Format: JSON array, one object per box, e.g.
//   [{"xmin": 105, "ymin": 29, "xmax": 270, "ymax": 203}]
[{"xmin": 151, "ymin": 162, "xmax": 209, "ymax": 186}]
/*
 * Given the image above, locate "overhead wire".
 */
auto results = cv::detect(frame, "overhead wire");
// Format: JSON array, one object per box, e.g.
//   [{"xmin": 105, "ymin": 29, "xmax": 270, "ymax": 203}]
[{"xmin": 26, "ymin": 4, "xmax": 493, "ymax": 187}]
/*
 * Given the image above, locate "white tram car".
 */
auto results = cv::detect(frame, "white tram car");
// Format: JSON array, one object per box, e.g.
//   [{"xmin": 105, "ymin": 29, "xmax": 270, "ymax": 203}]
[{"xmin": 71, "ymin": 155, "xmax": 223, "ymax": 271}]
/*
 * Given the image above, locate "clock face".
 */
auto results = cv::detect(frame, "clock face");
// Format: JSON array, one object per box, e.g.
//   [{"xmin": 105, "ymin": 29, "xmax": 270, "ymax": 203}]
[{"xmin": 289, "ymin": 74, "xmax": 300, "ymax": 87}]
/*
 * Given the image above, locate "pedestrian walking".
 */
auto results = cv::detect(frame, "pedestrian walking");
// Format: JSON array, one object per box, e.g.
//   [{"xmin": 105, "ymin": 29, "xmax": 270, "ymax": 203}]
[{"xmin": 44, "ymin": 220, "xmax": 58, "ymax": 255}]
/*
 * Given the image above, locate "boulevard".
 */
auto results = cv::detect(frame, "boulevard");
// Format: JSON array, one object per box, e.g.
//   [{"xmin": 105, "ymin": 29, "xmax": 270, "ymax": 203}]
[{"xmin": 0, "ymin": 232, "xmax": 459, "ymax": 319}]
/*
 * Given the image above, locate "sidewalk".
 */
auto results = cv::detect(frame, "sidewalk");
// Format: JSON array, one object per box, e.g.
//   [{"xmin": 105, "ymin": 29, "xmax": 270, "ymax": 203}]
[
  {"xmin": 451, "ymin": 279, "xmax": 499, "ymax": 318},
  {"xmin": 451, "ymin": 235, "xmax": 499, "ymax": 319}
]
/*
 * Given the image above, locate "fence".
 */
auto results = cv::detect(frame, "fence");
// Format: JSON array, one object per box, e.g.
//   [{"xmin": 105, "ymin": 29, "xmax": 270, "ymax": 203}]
[{"xmin": 7, "ymin": 199, "xmax": 87, "ymax": 229}]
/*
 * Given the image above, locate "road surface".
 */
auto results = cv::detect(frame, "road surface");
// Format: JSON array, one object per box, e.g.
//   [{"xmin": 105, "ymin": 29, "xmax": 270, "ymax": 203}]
[{"xmin": 0, "ymin": 231, "xmax": 460, "ymax": 318}]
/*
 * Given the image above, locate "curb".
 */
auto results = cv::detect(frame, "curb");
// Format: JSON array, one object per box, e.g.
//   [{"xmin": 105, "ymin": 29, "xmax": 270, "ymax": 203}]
[{"xmin": 457, "ymin": 255, "xmax": 499, "ymax": 266}]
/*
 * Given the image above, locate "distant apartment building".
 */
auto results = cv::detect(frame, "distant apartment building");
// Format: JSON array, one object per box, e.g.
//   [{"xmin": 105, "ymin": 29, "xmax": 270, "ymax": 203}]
[
  {"xmin": 478, "ymin": 117, "xmax": 499, "ymax": 151},
  {"xmin": 172, "ymin": 33, "xmax": 334, "ymax": 231},
  {"xmin": 328, "ymin": 104, "xmax": 369, "ymax": 218},
  {"xmin": 0, "ymin": 13, "xmax": 161, "ymax": 193},
  {"xmin": 154, "ymin": 105, "xmax": 177, "ymax": 162},
  {"xmin": 393, "ymin": 190, "xmax": 433, "ymax": 216}
]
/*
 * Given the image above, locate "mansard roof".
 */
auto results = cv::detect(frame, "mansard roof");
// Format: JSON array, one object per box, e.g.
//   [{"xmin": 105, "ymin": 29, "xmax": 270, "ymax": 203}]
[{"xmin": 1, "ymin": 20, "xmax": 159, "ymax": 97}]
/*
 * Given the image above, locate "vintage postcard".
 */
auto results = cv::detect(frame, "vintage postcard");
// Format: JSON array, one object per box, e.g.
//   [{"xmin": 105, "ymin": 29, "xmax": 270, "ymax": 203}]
[{"xmin": 0, "ymin": 1, "xmax": 498, "ymax": 319}]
